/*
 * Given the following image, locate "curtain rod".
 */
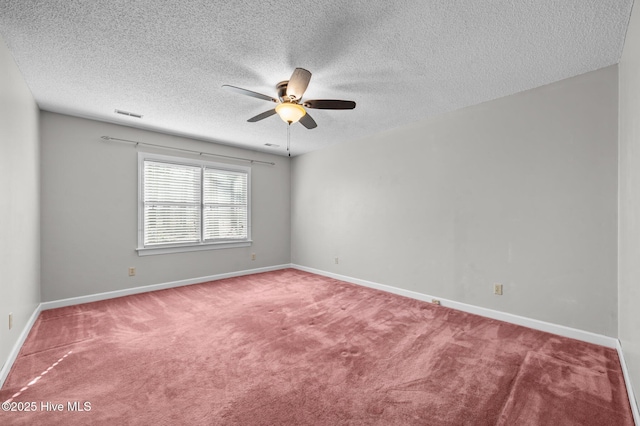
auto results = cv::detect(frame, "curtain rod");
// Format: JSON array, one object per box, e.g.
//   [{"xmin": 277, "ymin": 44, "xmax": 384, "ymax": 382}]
[{"xmin": 100, "ymin": 136, "xmax": 276, "ymax": 166}]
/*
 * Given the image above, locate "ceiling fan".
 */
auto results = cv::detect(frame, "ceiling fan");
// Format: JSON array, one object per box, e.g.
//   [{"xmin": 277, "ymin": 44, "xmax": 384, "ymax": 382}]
[{"xmin": 222, "ymin": 68, "xmax": 356, "ymax": 129}]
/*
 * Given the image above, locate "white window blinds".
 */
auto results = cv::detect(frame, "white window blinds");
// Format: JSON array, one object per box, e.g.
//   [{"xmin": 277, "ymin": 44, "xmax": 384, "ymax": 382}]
[
  {"xmin": 141, "ymin": 156, "xmax": 250, "ymax": 250},
  {"xmin": 144, "ymin": 161, "xmax": 201, "ymax": 245},
  {"xmin": 203, "ymin": 169, "xmax": 248, "ymax": 240}
]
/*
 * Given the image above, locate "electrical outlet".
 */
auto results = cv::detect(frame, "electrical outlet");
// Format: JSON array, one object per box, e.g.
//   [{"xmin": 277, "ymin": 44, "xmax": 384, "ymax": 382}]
[
  {"xmin": 494, "ymin": 284, "xmax": 503, "ymax": 295},
  {"xmin": 251, "ymin": 253, "xmax": 256, "ymax": 261},
  {"xmin": 128, "ymin": 267, "xmax": 136, "ymax": 277},
  {"xmin": 9, "ymin": 313, "xmax": 13, "ymax": 330},
  {"xmin": 334, "ymin": 257, "xmax": 339, "ymax": 264}
]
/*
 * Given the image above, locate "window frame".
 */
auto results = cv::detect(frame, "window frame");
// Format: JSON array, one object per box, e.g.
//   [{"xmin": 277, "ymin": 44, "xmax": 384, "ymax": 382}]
[{"xmin": 137, "ymin": 152, "xmax": 252, "ymax": 256}]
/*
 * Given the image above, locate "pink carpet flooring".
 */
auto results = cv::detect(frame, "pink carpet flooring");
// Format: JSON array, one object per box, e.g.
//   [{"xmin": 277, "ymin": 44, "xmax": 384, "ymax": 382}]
[{"xmin": 0, "ymin": 269, "xmax": 634, "ymax": 425}]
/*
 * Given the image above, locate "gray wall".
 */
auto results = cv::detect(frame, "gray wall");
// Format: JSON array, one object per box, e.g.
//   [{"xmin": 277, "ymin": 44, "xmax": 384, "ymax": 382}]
[
  {"xmin": 292, "ymin": 66, "xmax": 618, "ymax": 336},
  {"xmin": 40, "ymin": 112, "xmax": 290, "ymax": 301},
  {"xmin": 0, "ymin": 40, "xmax": 40, "ymax": 369},
  {"xmin": 619, "ymin": 0, "xmax": 640, "ymax": 409}
]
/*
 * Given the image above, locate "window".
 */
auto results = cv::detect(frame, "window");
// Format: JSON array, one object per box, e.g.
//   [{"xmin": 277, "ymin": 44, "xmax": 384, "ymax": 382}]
[{"xmin": 137, "ymin": 152, "xmax": 251, "ymax": 255}]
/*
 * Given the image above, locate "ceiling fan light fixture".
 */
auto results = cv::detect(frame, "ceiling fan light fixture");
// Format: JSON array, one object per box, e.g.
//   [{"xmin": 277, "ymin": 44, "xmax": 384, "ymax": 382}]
[
  {"xmin": 275, "ymin": 102, "xmax": 306, "ymax": 124},
  {"xmin": 223, "ymin": 67, "xmax": 355, "ymax": 130}
]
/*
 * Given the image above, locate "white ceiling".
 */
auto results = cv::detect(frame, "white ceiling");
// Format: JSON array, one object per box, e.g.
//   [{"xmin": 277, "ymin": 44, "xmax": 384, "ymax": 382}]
[{"xmin": 0, "ymin": 1, "xmax": 633, "ymax": 156}]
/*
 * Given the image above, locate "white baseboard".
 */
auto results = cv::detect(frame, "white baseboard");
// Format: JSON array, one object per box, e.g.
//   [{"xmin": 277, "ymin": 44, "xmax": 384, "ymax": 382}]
[
  {"xmin": 40, "ymin": 264, "xmax": 291, "ymax": 311},
  {"xmin": 617, "ymin": 340, "xmax": 640, "ymax": 425},
  {"xmin": 291, "ymin": 264, "xmax": 618, "ymax": 348},
  {"xmin": 0, "ymin": 304, "xmax": 42, "ymax": 388}
]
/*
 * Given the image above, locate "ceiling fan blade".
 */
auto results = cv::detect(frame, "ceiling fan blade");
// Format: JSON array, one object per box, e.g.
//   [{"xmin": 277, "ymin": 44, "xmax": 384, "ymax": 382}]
[
  {"xmin": 222, "ymin": 85, "xmax": 277, "ymax": 103},
  {"xmin": 247, "ymin": 109, "xmax": 277, "ymax": 122},
  {"xmin": 299, "ymin": 112, "xmax": 317, "ymax": 129},
  {"xmin": 286, "ymin": 68, "xmax": 312, "ymax": 100},
  {"xmin": 303, "ymin": 99, "xmax": 356, "ymax": 110}
]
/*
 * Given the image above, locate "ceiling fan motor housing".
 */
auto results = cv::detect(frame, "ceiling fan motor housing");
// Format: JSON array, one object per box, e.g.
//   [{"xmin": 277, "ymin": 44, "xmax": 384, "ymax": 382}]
[{"xmin": 277, "ymin": 81, "xmax": 291, "ymax": 101}]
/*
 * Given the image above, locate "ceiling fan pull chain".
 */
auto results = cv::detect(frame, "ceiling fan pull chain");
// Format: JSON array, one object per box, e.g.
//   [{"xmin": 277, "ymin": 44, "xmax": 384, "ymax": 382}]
[{"xmin": 287, "ymin": 124, "xmax": 291, "ymax": 157}]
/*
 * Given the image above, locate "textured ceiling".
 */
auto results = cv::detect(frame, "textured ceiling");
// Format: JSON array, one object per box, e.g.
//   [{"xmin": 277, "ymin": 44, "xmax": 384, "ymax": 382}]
[{"xmin": 0, "ymin": 1, "xmax": 633, "ymax": 156}]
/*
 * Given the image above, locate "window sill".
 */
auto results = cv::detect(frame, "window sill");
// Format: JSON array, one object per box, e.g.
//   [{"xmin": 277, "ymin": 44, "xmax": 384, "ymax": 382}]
[{"xmin": 137, "ymin": 240, "xmax": 252, "ymax": 256}]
